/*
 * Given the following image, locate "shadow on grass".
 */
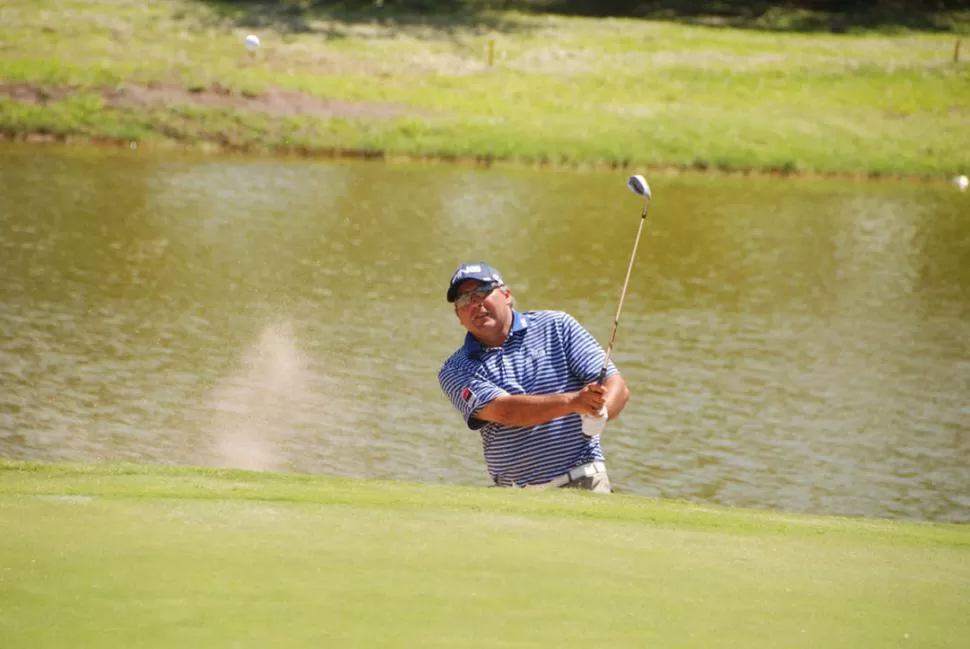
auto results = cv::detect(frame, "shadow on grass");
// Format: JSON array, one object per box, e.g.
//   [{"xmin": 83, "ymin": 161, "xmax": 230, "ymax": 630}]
[
  {"xmin": 191, "ymin": 0, "xmax": 544, "ymax": 39},
  {"xmin": 193, "ymin": 0, "xmax": 969, "ymax": 34},
  {"xmin": 551, "ymin": 0, "xmax": 969, "ymax": 33}
]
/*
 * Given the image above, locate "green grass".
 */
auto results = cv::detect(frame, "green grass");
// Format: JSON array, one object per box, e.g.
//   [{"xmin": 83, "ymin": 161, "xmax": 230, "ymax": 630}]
[
  {"xmin": 2, "ymin": 460, "xmax": 968, "ymax": 648},
  {"xmin": 0, "ymin": 0, "xmax": 969, "ymax": 174}
]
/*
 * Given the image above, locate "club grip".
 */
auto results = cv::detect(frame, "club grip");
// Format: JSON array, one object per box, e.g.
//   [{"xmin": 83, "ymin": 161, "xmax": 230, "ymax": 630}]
[{"xmin": 597, "ymin": 367, "xmax": 607, "ymax": 385}]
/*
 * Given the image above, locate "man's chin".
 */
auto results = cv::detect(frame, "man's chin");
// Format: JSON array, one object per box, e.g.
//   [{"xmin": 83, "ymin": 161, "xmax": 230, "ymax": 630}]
[{"xmin": 471, "ymin": 318, "xmax": 498, "ymax": 334}]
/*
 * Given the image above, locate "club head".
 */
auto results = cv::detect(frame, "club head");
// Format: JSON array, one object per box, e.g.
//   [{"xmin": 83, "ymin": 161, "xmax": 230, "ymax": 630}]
[{"xmin": 626, "ymin": 174, "xmax": 651, "ymax": 199}]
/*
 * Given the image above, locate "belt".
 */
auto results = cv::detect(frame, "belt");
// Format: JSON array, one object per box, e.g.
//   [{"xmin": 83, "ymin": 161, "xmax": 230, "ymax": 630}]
[{"xmin": 525, "ymin": 461, "xmax": 607, "ymax": 490}]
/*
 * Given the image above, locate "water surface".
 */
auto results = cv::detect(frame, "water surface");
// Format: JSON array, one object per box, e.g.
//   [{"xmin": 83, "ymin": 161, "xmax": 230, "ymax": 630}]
[{"xmin": 2, "ymin": 143, "xmax": 968, "ymax": 522}]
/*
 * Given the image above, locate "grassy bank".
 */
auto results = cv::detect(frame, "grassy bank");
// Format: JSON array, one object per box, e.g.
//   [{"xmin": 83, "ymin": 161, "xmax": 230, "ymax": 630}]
[
  {"xmin": 1, "ymin": 0, "xmax": 969, "ymax": 175},
  {"xmin": 1, "ymin": 460, "xmax": 968, "ymax": 648}
]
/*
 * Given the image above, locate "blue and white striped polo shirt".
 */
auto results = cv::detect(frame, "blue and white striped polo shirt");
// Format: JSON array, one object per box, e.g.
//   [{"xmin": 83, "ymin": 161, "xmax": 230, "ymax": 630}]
[{"xmin": 438, "ymin": 310, "xmax": 619, "ymax": 487}]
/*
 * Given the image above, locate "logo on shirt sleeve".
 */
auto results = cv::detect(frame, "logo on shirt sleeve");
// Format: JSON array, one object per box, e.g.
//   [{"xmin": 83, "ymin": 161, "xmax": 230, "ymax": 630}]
[{"xmin": 459, "ymin": 386, "xmax": 480, "ymax": 415}]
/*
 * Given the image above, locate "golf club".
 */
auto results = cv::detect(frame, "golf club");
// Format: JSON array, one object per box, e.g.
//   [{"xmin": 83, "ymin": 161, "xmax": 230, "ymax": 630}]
[{"xmin": 597, "ymin": 174, "xmax": 652, "ymax": 384}]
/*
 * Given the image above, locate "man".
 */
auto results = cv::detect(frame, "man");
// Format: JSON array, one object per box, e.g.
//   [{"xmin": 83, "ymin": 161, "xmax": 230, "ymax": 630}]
[{"xmin": 438, "ymin": 262, "xmax": 630, "ymax": 492}]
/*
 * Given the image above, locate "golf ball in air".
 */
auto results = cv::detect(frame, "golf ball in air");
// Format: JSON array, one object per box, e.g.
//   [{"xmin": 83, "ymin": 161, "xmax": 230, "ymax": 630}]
[
  {"xmin": 244, "ymin": 34, "xmax": 260, "ymax": 51},
  {"xmin": 954, "ymin": 175, "xmax": 968, "ymax": 192}
]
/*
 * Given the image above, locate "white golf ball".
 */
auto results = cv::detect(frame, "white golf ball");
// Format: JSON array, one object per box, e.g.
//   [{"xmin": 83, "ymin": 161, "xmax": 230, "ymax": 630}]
[
  {"xmin": 244, "ymin": 34, "xmax": 260, "ymax": 51},
  {"xmin": 954, "ymin": 175, "xmax": 968, "ymax": 192}
]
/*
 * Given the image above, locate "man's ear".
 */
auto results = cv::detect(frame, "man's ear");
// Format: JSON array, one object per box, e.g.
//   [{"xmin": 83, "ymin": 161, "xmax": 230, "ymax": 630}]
[{"xmin": 500, "ymin": 287, "xmax": 512, "ymax": 304}]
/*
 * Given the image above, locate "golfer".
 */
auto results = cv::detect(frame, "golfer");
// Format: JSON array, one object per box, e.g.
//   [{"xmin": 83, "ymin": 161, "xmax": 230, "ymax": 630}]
[{"xmin": 438, "ymin": 262, "xmax": 629, "ymax": 492}]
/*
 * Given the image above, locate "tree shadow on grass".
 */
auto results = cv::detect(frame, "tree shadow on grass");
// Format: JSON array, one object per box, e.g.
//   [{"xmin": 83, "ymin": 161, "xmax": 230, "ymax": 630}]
[
  {"xmin": 191, "ymin": 0, "xmax": 545, "ymax": 40},
  {"xmin": 548, "ymin": 0, "xmax": 969, "ymax": 33},
  {"xmin": 193, "ymin": 1, "xmax": 969, "ymax": 34}
]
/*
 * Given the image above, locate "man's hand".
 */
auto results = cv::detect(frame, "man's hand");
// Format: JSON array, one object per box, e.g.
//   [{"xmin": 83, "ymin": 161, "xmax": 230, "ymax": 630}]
[{"xmin": 570, "ymin": 382, "xmax": 607, "ymax": 416}]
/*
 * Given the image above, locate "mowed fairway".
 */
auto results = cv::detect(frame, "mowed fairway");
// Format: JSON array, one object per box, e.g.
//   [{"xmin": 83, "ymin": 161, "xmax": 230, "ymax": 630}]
[{"xmin": 1, "ymin": 461, "xmax": 968, "ymax": 648}]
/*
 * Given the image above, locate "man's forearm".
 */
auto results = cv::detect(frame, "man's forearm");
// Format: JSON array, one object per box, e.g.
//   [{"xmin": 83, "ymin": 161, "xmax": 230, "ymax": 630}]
[
  {"xmin": 603, "ymin": 375, "xmax": 630, "ymax": 420},
  {"xmin": 475, "ymin": 393, "xmax": 577, "ymax": 427}
]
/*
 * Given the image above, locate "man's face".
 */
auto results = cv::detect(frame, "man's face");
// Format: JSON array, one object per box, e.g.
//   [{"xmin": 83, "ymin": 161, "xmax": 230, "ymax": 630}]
[{"xmin": 454, "ymin": 279, "xmax": 513, "ymax": 341}]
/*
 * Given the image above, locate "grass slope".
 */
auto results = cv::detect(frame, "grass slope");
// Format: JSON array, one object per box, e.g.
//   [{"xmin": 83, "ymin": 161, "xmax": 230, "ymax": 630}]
[
  {"xmin": 1, "ymin": 0, "xmax": 968, "ymax": 175},
  {"xmin": 1, "ymin": 460, "xmax": 968, "ymax": 648}
]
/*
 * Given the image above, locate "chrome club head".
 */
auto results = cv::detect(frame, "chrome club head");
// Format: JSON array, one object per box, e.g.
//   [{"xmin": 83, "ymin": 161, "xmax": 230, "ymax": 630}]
[{"xmin": 626, "ymin": 174, "xmax": 651, "ymax": 199}]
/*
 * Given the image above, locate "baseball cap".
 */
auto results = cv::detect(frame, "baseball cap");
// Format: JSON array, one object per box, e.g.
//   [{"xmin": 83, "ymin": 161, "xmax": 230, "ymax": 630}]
[{"xmin": 446, "ymin": 262, "xmax": 505, "ymax": 303}]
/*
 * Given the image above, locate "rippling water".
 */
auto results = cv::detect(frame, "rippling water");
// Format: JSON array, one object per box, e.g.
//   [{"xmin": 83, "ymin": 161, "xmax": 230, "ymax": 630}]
[{"xmin": 1, "ymin": 143, "xmax": 968, "ymax": 522}]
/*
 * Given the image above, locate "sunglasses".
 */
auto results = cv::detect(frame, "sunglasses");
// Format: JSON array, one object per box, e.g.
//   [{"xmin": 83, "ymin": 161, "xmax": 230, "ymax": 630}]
[{"xmin": 454, "ymin": 283, "xmax": 503, "ymax": 308}]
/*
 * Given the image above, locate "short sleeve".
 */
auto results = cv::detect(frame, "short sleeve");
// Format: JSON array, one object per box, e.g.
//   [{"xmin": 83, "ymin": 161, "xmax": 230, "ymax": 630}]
[
  {"xmin": 438, "ymin": 359, "xmax": 508, "ymax": 430},
  {"xmin": 560, "ymin": 313, "xmax": 619, "ymax": 383}
]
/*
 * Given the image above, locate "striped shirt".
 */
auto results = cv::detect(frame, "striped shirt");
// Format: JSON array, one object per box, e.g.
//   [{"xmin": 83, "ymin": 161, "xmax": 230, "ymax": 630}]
[{"xmin": 438, "ymin": 310, "xmax": 619, "ymax": 487}]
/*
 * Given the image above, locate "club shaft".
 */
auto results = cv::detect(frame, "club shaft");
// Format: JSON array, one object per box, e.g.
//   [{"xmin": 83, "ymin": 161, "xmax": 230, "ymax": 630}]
[{"xmin": 598, "ymin": 198, "xmax": 650, "ymax": 384}]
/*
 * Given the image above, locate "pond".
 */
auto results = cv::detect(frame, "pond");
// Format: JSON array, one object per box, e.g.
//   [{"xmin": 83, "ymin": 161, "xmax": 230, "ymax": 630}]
[{"xmin": 1, "ymin": 142, "xmax": 967, "ymax": 523}]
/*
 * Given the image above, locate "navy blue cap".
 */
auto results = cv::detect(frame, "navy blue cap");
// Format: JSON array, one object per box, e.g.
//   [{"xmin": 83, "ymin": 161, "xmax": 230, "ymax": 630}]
[{"xmin": 446, "ymin": 262, "xmax": 505, "ymax": 302}]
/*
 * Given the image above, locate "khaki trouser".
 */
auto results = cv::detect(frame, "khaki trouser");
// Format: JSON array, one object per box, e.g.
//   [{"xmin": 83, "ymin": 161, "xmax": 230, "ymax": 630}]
[
  {"xmin": 518, "ymin": 461, "xmax": 613, "ymax": 493},
  {"xmin": 562, "ymin": 471, "xmax": 613, "ymax": 493}
]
